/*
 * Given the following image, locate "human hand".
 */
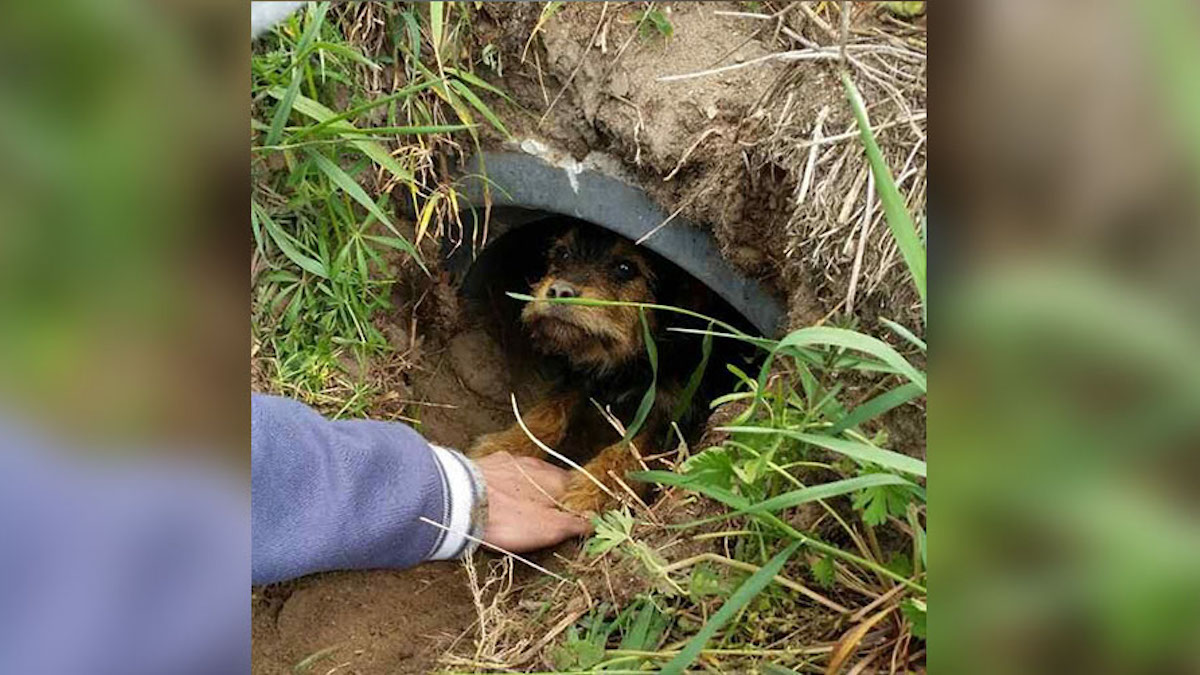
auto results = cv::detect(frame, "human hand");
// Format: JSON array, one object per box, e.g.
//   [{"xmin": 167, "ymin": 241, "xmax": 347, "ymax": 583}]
[{"xmin": 473, "ymin": 452, "xmax": 593, "ymax": 552}]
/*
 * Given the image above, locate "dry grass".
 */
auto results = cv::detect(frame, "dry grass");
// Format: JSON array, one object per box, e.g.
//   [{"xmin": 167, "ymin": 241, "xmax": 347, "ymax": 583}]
[
  {"xmin": 430, "ymin": 5, "xmax": 928, "ymax": 673},
  {"xmin": 740, "ymin": 2, "xmax": 927, "ymax": 326},
  {"xmin": 252, "ymin": 3, "xmax": 927, "ymax": 672},
  {"xmin": 438, "ymin": 475, "xmax": 869, "ymax": 673}
]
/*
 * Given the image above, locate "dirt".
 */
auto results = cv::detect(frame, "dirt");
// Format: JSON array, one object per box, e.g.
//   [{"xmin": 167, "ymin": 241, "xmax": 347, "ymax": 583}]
[
  {"xmin": 251, "ymin": 567, "xmax": 476, "ymax": 675},
  {"xmin": 253, "ymin": 4, "xmax": 925, "ymax": 673},
  {"xmin": 475, "ymin": 2, "xmax": 926, "ymax": 331},
  {"xmin": 473, "ymin": 1, "xmax": 860, "ymax": 329}
]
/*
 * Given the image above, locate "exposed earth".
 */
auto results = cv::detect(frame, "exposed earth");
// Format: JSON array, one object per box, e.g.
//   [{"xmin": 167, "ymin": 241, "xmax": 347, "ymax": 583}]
[{"xmin": 252, "ymin": 3, "xmax": 926, "ymax": 673}]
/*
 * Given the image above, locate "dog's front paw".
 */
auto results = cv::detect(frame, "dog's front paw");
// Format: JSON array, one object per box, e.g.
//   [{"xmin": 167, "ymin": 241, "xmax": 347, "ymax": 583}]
[
  {"xmin": 560, "ymin": 471, "xmax": 616, "ymax": 516},
  {"xmin": 466, "ymin": 431, "xmax": 508, "ymax": 459}
]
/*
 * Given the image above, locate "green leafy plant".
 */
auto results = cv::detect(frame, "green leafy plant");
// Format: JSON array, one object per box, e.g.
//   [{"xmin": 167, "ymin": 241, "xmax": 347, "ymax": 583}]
[
  {"xmin": 251, "ymin": 2, "xmax": 510, "ymax": 411},
  {"xmin": 531, "ymin": 64, "xmax": 930, "ymax": 670},
  {"xmin": 637, "ymin": 7, "xmax": 674, "ymax": 41},
  {"xmin": 901, "ymin": 597, "xmax": 927, "ymax": 639},
  {"xmin": 811, "ymin": 555, "xmax": 836, "ymax": 589},
  {"xmin": 882, "ymin": 1, "xmax": 926, "ymax": 18}
]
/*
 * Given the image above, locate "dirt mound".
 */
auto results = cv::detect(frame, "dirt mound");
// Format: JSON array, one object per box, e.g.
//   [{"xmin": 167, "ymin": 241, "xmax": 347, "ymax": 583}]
[
  {"xmin": 252, "ymin": 567, "xmax": 476, "ymax": 675},
  {"xmin": 475, "ymin": 1, "xmax": 926, "ymax": 329},
  {"xmin": 252, "ymin": 4, "xmax": 926, "ymax": 673}
]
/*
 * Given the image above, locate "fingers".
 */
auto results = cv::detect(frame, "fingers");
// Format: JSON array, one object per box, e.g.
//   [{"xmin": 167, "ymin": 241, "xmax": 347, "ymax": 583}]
[
  {"xmin": 483, "ymin": 504, "xmax": 590, "ymax": 552},
  {"xmin": 513, "ymin": 456, "xmax": 572, "ymax": 497},
  {"xmin": 474, "ymin": 452, "xmax": 594, "ymax": 552},
  {"xmin": 542, "ymin": 504, "xmax": 592, "ymax": 535},
  {"xmin": 521, "ymin": 508, "xmax": 593, "ymax": 550}
]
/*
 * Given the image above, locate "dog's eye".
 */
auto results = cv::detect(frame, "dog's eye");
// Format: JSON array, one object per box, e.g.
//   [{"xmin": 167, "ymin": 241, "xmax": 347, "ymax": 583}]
[
  {"xmin": 613, "ymin": 260, "xmax": 636, "ymax": 280},
  {"xmin": 554, "ymin": 247, "xmax": 571, "ymax": 262}
]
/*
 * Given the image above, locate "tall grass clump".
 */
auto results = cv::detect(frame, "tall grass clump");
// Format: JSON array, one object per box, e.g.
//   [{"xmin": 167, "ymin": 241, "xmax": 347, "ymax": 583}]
[{"xmin": 250, "ymin": 2, "xmax": 510, "ymax": 413}]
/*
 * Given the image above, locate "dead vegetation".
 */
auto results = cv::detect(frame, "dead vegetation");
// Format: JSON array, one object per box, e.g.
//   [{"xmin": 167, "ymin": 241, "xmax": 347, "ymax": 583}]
[
  {"xmin": 429, "ymin": 4, "xmax": 928, "ymax": 673},
  {"xmin": 252, "ymin": 3, "xmax": 927, "ymax": 674},
  {"xmin": 473, "ymin": 1, "xmax": 927, "ymax": 332}
]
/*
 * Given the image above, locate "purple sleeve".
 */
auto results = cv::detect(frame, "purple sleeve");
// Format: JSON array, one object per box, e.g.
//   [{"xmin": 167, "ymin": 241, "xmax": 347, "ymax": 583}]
[
  {"xmin": 251, "ymin": 394, "xmax": 481, "ymax": 585},
  {"xmin": 0, "ymin": 396, "xmax": 482, "ymax": 674},
  {"xmin": 0, "ymin": 425, "xmax": 250, "ymax": 675}
]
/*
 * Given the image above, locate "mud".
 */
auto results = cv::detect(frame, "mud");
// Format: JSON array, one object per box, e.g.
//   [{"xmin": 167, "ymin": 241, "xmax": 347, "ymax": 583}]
[
  {"xmin": 474, "ymin": 1, "xmax": 849, "ymax": 329},
  {"xmin": 253, "ymin": 4, "xmax": 925, "ymax": 673},
  {"xmin": 252, "ymin": 312, "xmax": 553, "ymax": 674}
]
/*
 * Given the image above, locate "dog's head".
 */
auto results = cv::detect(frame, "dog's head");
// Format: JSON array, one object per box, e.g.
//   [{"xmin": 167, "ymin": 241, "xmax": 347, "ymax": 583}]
[{"xmin": 521, "ymin": 227, "xmax": 658, "ymax": 373}]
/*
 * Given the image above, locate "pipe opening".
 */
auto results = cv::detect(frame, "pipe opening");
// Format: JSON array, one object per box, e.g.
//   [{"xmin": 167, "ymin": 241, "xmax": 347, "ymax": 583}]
[{"xmin": 450, "ymin": 210, "xmax": 762, "ymax": 457}]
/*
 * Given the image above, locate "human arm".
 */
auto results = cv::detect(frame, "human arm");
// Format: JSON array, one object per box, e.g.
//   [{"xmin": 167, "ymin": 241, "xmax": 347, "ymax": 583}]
[
  {"xmin": 251, "ymin": 393, "xmax": 485, "ymax": 584},
  {"xmin": 251, "ymin": 394, "xmax": 591, "ymax": 584}
]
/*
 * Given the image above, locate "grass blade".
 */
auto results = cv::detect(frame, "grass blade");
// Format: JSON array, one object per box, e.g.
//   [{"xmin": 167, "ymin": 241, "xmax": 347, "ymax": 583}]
[
  {"xmin": 449, "ymin": 79, "xmax": 511, "ymax": 138},
  {"xmin": 505, "ymin": 293, "xmax": 753, "ymax": 345},
  {"xmin": 414, "ymin": 192, "xmax": 442, "ymax": 246},
  {"xmin": 842, "ymin": 70, "xmax": 925, "ymax": 310},
  {"xmin": 667, "ymin": 326, "xmax": 778, "ymax": 351},
  {"xmin": 271, "ymin": 89, "xmax": 415, "ymax": 184},
  {"xmin": 445, "ymin": 67, "xmax": 515, "ymax": 101},
  {"xmin": 625, "ymin": 310, "xmax": 659, "ymax": 441},
  {"xmin": 309, "ymin": 124, "xmax": 472, "ymax": 138},
  {"xmin": 266, "ymin": 3, "xmax": 327, "ymax": 147},
  {"xmin": 429, "ymin": 1, "xmax": 444, "ymax": 63},
  {"xmin": 671, "ymin": 325, "xmax": 713, "ymax": 425},
  {"xmin": 292, "ymin": 79, "xmax": 442, "ymax": 138},
  {"xmin": 725, "ymin": 427, "xmax": 926, "ymax": 477},
  {"xmin": 747, "ymin": 473, "xmax": 914, "ymax": 515},
  {"xmin": 619, "ymin": 600, "xmax": 668, "ymax": 651},
  {"xmin": 660, "ymin": 541, "xmax": 802, "ymax": 675},
  {"xmin": 776, "ymin": 326, "xmax": 926, "ymax": 392},
  {"xmin": 253, "ymin": 201, "xmax": 328, "ymax": 278},
  {"xmin": 304, "ymin": 41, "xmax": 380, "ymax": 71},
  {"xmin": 829, "ymin": 382, "xmax": 924, "ymax": 435},
  {"xmin": 879, "ymin": 316, "xmax": 926, "ymax": 352},
  {"xmin": 307, "ymin": 150, "xmax": 427, "ymax": 274}
]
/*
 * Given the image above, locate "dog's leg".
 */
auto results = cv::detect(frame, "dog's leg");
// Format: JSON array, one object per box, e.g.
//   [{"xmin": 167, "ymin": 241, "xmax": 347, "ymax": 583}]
[
  {"xmin": 467, "ymin": 392, "xmax": 578, "ymax": 459},
  {"xmin": 561, "ymin": 432, "xmax": 654, "ymax": 514}
]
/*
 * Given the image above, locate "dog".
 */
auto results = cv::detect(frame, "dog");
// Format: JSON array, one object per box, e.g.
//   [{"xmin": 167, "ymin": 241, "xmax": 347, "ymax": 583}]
[{"xmin": 468, "ymin": 224, "xmax": 719, "ymax": 513}]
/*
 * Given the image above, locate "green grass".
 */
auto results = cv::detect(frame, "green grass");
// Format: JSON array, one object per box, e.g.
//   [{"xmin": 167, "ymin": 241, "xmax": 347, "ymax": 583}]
[
  {"xmin": 509, "ymin": 283, "xmax": 927, "ymax": 670},
  {"xmin": 250, "ymin": 4, "xmax": 927, "ymax": 670},
  {"xmin": 503, "ymin": 66, "xmax": 928, "ymax": 672},
  {"xmin": 251, "ymin": 2, "xmax": 509, "ymax": 414}
]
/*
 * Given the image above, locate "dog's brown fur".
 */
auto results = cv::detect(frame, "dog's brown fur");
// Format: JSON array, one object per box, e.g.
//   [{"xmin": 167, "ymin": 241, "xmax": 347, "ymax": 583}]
[
  {"xmin": 469, "ymin": 226, "xmax": 687, "ymax": 513},
  {"xmin": 520, "ymin": 229, "xmax": 657, "ymax": 373}
]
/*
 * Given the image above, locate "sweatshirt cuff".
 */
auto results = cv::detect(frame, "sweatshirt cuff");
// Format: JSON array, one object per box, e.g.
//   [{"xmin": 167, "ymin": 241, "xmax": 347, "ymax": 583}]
[{"xmin": 425, "ymin": 445, "xmax": 486, "ymax": 561}]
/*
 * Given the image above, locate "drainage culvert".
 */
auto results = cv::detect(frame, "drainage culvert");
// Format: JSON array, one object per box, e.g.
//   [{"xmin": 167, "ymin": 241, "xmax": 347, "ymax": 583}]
[
  {"xmin": 438, "ymin": 149, "xmax": 784, "ymax": 459},
  {"xmin": 446, "ymin": 150, "xmax": 784, "ymax": 340}
]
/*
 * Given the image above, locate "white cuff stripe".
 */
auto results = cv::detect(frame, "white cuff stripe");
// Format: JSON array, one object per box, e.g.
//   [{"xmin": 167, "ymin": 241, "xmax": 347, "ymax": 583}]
[
  {"xmin": 426, "ymin": 452, "xmax": 451, "ymax": 559},
  {"xmin": 444, "ymin": 448, "xmax": 486, "ymax": 558},
  {"xmin": 427, "ymin": 445, "xmax": 477, "ymax": 561}
]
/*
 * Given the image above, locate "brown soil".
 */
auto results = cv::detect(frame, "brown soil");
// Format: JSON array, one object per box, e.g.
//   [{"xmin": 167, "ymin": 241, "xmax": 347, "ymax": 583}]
[
  {"xmin": 474, "ymin": 1, "xmax": 925, "ymax": 330},
  {"xmin": 251, "ymin": 567, "xmax": 476, "ymax": 675},
  {"xmin": 252, "ymin": 3, "xmax": 926, "ymax": 673},
  {"xmin": 252, "ymin": 289, "xmax": 559, "ymax": 674}
]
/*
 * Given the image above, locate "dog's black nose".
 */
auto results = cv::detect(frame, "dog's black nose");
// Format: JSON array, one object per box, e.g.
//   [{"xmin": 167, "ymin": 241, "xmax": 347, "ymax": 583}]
[{"xmin": 547, "ymin": 281, "xmax": 579, "ymax": 299}]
